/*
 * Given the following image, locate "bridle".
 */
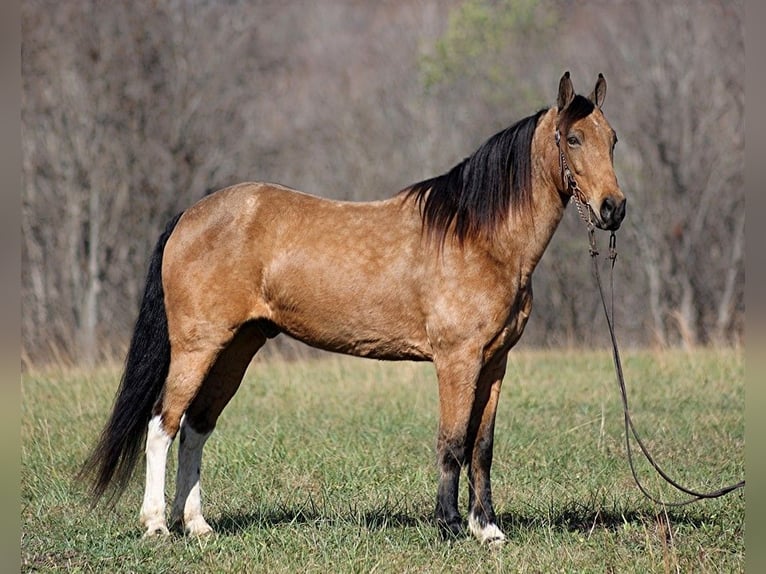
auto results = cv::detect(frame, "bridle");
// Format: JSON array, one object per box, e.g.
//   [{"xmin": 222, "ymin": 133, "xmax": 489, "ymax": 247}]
[
  {"xmin": 555, "ymin": 127, "xmax": 746, "ymax": 506},
  {"xmin": 555, "ymin": 129, "xmax": 600, "ymax": 239}
]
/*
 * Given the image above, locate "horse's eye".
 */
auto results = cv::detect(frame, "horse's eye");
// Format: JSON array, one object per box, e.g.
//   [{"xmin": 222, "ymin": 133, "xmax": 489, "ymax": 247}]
[{"xmin": 567, "ymin": 135, "xmax": 580, "ymax": 146}]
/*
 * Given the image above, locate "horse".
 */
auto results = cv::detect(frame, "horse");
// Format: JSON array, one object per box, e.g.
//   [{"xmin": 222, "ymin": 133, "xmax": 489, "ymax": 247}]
[{"xmin": 81, "ymin": 72, "xmax": 625, "ymax": 545}]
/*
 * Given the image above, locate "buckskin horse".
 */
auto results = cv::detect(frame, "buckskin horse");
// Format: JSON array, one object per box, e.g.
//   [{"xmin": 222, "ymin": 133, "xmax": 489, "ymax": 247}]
[{"xmin": 81, "ymin": 72, "xmax": 625, "ymax": 545}]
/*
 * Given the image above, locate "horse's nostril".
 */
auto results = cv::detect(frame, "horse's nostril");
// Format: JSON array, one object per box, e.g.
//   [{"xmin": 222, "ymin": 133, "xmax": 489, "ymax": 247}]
[
  {"xmin": 600, "ymin": 197, "xmax": 626, "ymax": 230},
  {"xmin": 600, "ymin": 197, "xmax": 616, "ymax": 222}
]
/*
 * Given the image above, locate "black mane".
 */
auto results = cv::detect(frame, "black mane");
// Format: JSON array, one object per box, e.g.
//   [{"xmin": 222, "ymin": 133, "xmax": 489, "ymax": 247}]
[{"xmin": 403, "ymin": 108, "xmax": 548, "ymax": 245}]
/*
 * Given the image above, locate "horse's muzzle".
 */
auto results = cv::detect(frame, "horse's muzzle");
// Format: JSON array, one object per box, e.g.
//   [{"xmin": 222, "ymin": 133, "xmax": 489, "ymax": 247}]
[{"xmin": 599, "ymin": 196, "xmax": 626, "ymax": 230}]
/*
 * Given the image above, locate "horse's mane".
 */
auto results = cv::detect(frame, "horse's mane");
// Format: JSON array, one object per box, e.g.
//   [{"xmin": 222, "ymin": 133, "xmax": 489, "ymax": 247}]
[{"xmin": 403, "ymin": 97, "xmax": 594, "ymax": 245}]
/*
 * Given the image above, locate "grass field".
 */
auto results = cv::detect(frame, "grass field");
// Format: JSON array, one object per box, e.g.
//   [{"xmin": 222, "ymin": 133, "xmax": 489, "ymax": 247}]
[{"xmin": 21, "ymin": 348, "xmax": 744, "ymax": 573}]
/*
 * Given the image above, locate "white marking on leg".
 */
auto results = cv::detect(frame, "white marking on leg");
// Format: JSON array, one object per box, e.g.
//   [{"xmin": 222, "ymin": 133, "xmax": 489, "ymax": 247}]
[
  {"xmin": 468, "ymin": 512, "xmax": 506, "ymax": 546},
  {"xmin": 140, "ymin": 415, "xmax": 172, "ymax": 537},
  {"xmin": 170, "ymin": 417, "xmax": 213, "ymax": 536}
]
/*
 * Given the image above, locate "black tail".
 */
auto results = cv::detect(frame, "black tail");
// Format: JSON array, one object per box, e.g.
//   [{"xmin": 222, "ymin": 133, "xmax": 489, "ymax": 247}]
[{"xmin": 79, "ymin": 212, "xmax": 184, "ymax": 503}]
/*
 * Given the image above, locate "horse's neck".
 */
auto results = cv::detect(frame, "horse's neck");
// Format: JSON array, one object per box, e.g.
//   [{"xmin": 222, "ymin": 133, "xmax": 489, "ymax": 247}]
[{"xmin": 500, "ymin": 109, "xmax": 567, "ymax": 279}]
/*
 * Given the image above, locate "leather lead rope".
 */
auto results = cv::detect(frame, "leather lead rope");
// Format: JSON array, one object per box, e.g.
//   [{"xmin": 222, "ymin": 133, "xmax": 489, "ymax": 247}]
[
  {"xmin": 557, "ymin": 129, "xmax": 745, "ymax": 505},
  {"xmin": 588, "ymin": 229, "xmax": 744, "ymax": 506}
]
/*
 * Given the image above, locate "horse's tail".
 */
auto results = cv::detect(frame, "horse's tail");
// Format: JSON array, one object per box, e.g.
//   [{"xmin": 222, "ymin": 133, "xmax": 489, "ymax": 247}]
[{"xmin": 79, "ymin": 212, "xmax": 184, "ymax": 503}]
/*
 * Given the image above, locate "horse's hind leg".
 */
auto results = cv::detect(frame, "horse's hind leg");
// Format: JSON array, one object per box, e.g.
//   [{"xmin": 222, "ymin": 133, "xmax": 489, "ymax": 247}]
[
  {"xmin": 169, "ymin": 419, "xmax": 212, "ymax": 536},
  {"xmin": 140, "ymin": 344, "xmax": 223, "ymax": 537},
  {"xmin": 170, "ymin": 322, "xmax": 266, "ymax": 536},
  {"xmin": 140, "ymin": 321, "xmax": 250, "ymax": 537},
  {"xmin": 141, "ymin": 413, "xmax": 176, "ymax": 536}
]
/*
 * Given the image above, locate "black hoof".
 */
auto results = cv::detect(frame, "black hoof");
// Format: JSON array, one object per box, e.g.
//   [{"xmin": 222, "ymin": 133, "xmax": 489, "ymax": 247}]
[{"xmin": 437, "ymin": 517, "xmax": 464, "ymax": 541}]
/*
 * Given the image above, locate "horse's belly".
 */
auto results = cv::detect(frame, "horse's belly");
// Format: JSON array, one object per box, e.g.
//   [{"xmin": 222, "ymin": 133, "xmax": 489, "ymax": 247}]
[
  {"xmin": 277, "ymin": 317, "xmax": 432, "ymax": 361},
  {"xmin": 266, "ymin": 294, "xmax": 432, "ymax": 362}
]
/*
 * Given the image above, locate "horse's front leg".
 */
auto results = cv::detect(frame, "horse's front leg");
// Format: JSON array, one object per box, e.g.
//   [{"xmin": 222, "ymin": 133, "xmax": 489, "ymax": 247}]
[
  {"xmin": 433, "ymin": 352, "xmax": 483, "ymax": 540},
  {"xmin": 466, "ymin": 353, "xmax": 508, "ymax": 545}
]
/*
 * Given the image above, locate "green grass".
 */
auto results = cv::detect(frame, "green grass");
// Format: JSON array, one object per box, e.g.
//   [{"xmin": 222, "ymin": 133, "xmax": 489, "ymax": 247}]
[{"xmin": 21, "ymin": 349, "xmax": 744, "ymax": 573}]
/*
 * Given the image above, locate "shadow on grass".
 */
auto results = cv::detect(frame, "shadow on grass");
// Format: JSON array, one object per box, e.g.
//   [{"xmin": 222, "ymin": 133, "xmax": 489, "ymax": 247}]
[
  {"xmin": 497, "ymin": 502, "xmax": 713, "ymax": 535},
  {"xmin": 210, "ymin": 496, "xmax": 432, "ymax": 535},
  {"xmin": 210, "ymin": 496, "xmax": 716, "ymax": 536}
]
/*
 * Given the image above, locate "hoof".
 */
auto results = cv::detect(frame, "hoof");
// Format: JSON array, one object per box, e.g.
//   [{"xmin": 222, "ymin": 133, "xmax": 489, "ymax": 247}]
[
  {"xmin": 170, "ymin": 515, "xmax": 214, "ymax": 537},
  {"xmin": 184, "ymin": 518, "xmax": 214, "ymax": 537},
  {"xmin": 142, "ymin": 523, "xmax": 171, "ymax": 538},
  {"xmin": 437, "ymin": 517, "xmax": 464, "ymax": 541},
  {"xmin": 486, "ymin": 535, "xmax": 506, "ymax": 550},
  {"xmin": 468, "ymin": 514, "xmax": 506, "ymax": 546}
]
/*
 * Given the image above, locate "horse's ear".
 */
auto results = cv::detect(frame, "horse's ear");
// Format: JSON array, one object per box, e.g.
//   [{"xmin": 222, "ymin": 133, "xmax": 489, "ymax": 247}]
[
  {"xmin": 557, "ymin": 71, "xmax": 575, "ymax": 111},
  {"xmin": 589, "ymin": 73, "xmax": 607, "ymax": 108}
]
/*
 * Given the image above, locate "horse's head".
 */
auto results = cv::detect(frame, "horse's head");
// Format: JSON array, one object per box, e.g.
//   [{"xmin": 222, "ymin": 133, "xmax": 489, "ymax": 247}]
[{"xmin": 555, "ymin": 71, "xmax": 626, "ymax": 231}]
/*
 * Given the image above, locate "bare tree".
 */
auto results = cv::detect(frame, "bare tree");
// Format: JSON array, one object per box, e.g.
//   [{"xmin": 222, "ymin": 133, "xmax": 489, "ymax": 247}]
[{"xmin": 22, "ymin": 1, "xmax": 282, "ymax": 363}]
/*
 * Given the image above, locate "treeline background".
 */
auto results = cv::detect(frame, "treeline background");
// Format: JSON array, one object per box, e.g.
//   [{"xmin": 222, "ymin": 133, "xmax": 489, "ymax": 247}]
[{"xmin": 21, "ymin": 0, "xmax": 744, "ymax": 366}]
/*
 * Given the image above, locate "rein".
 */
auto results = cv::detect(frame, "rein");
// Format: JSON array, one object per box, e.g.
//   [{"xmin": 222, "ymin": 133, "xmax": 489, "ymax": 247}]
[{"xmin": 555, "ymin": 131, "xmax": 746, "ymax": 506}]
